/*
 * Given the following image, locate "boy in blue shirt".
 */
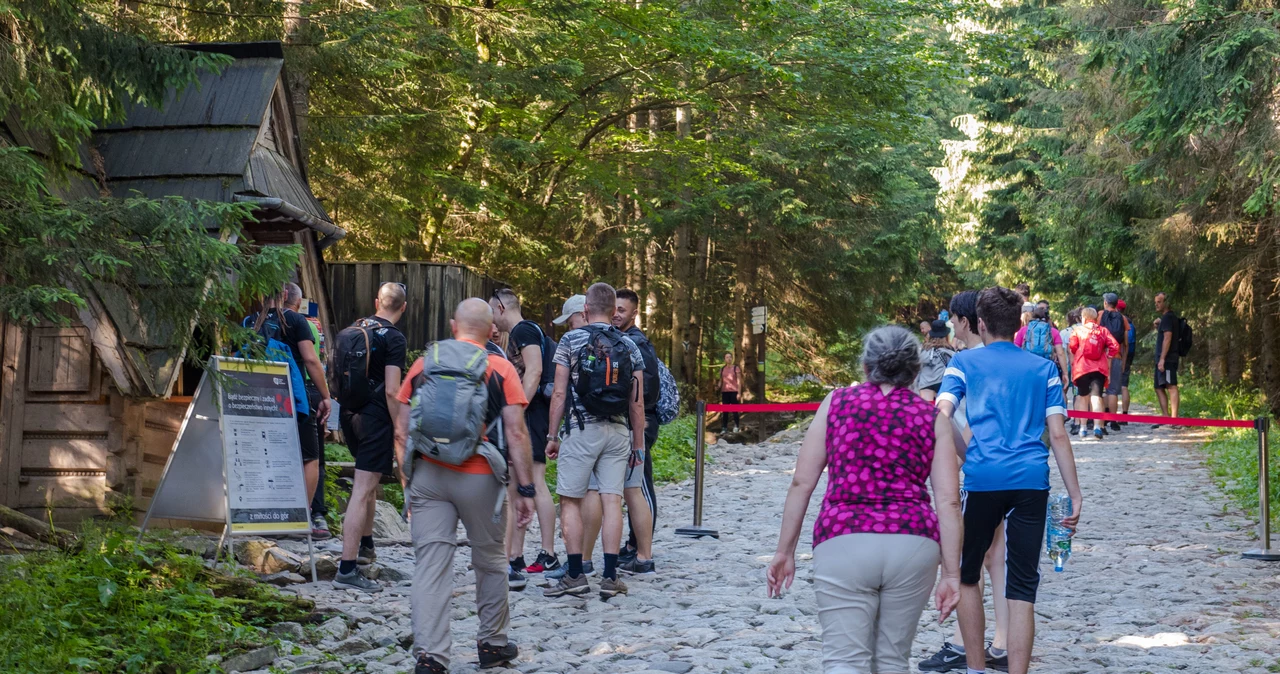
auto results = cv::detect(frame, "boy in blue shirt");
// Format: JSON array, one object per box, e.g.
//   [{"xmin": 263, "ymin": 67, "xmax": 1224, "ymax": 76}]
[{"xmin": 937, "ymin": 286, "xmax": 1084, "ymax": 674}]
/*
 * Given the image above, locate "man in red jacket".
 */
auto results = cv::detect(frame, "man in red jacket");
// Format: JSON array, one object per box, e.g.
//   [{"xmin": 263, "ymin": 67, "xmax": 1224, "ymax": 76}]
[{"xmin": 1068, "ymin": 307, "xmax": 1120, "ymax": 440}]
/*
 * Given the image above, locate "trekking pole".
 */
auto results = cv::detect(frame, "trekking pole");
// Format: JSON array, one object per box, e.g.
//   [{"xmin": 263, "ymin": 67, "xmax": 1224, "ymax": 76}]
[
  {"xmin": 1244, "ymin": 416, "xmax": 1279, "ymax": 561},
  {"xmin": 675, "ymin": 400, "xmax": 720, "ymax": 539}
]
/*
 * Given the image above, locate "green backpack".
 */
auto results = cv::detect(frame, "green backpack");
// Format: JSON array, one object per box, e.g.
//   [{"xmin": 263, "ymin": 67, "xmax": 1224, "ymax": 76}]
[{"xmin": 408, "ymin": 340, "xmax": 495, "ymax": 465}]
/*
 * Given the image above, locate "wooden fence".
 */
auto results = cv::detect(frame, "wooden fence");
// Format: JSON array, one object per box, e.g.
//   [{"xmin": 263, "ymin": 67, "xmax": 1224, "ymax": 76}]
[{"xmin": 328, "ymin": 262, "xmax": 505, "ymax": 351}]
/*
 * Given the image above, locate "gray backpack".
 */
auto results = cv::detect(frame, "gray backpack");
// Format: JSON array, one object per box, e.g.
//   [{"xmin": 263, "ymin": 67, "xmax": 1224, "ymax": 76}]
[{"xmin": 408, "ymin": 340, "xmax": 494, "ymax": 465}]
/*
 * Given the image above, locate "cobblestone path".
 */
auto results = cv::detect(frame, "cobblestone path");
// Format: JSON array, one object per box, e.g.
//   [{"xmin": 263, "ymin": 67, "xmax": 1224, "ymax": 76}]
[{"xmin": 272, "ymin": 413, "xmax": 1280, "ymax": 673}]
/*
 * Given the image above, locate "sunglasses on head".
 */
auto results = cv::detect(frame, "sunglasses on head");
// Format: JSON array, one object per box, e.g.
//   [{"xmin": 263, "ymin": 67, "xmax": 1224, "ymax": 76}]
[{"xmin": 383, "ymin": 281, "xmax": 407, "ymax": 293}]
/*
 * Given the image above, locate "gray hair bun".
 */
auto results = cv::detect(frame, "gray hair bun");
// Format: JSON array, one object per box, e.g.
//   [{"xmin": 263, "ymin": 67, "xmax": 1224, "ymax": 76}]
[{"xmin": 861, "ymin": 325, "xmax": 922, "ymax": 388}]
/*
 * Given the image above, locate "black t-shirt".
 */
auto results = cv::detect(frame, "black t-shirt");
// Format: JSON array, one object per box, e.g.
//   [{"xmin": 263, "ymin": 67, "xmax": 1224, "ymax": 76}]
[
  {"xmin": 1156, "ymin": 310, "xmax": 1180, "ymax": 366},
  {"xmin": 364, "ymin": 315, "xmax": 407, "ymax": 387},
  {"xmin": 506, "ymin": 320, "xmax": 554, "ymax": 396},
  {"xmin": 625, "ymin": 326, "xmax": 661, "ymax": 414},
  {"xmin": 244, "ymin": 309, "xmax": 314, "ymax": 372}
]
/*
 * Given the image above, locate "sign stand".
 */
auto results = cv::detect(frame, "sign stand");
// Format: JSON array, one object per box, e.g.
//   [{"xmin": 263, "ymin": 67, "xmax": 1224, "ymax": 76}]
[{"xmin": 139, "ymin": 357, "xmax": 318, "ymax": 582}]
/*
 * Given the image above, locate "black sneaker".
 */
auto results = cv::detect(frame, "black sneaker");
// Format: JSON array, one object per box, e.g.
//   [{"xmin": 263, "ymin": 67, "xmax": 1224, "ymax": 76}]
[
  {"xmin": 619, "ymin": 557, "xmax": 655, "ymax": 575},
  {"xmin": 986, "ymin": 644, "xmax": 1009, "ymax": 672},
  {"xmin": 415, "ymin": 654, "xmax": 447, "ymax": 674},
  {"xmin": 1069, "ymin": 421, "xmax": 1080, "ymax": 436},
  {"xmin": 478, "ymin": 641, "xmax": 518, "ymax": 669},
  {"xmin": 918, "ymin": 642, "xmax": 966, "ymax": 672},
  {"xmin": 508, "ymin": 564, "xmax": 527, "ymax": 591},
  {"xmin": 1108, "ymin": 421, "xmax": 1122, "ymax": 432},
  {"xmin": 618, "ymin": 546, "xmax": 638, "ymax": 566},
  {"xmin": 526, "ymin": 549, "xmax": 560, "ymax": 573}
]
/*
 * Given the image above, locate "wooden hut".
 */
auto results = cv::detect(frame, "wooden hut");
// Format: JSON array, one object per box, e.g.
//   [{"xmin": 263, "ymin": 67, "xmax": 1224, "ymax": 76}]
[{"xmin": 0, "ymin": 42, "xmax": 343, "ymax": 523}]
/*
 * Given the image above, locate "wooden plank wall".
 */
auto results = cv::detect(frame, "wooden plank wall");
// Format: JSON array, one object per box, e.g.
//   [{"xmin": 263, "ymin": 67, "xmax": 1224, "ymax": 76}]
[{"xmin": 328, "ymin": 262, "xmax": 504, "ymax": 351}]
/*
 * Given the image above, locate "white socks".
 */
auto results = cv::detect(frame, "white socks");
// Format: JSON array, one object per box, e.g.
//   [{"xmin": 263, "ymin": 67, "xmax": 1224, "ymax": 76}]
[{"xmin": 968, "ymin": 669, "xmax": 985, "ymax": 674}]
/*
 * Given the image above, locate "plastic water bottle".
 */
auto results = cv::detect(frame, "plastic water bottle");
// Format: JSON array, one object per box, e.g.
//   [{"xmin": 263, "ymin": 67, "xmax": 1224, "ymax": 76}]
[{"xmin": 1045, "ymin": 493, "xmax": 1073, "ymax": 572}]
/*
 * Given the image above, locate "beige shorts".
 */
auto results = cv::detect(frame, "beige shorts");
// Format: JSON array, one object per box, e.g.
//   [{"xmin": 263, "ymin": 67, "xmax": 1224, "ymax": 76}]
[
  {"xmin": 556, "ymin": 422, "xmax": 630, "ymax": 498},
  {"xmin": 588, "ymin": 449, "xmax": 645, "ymax": 492}
]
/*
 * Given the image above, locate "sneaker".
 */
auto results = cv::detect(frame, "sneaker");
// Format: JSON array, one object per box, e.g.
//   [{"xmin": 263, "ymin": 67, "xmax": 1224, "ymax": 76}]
[
  {"xmin": 334, "ymin": 568, "xmax": 382, "ymax": 593},
  {"xmin": 1108, "ymin": 421, "xmax": 1122, "ymax": 432},
  {"xmin": 986, "ymin": 644, "xmax": 1009, "ymax": 672},
  {"xmin": 1086, "ymin": 420, "xmax": 1094, "ymax": 432},
  {"xmin": 414, "ymin": 654, "xmax": 447, "ymax": 674},
  {"xmin": 543, "ymin": 573, "xmax": 590, "ymax": 598},
  {"xmin": 545, "ymin": 560, "xmax": 593, "ymax": 580},
  {"xmin": 1094, "ymin": 427, "xmax": 1104, "ymax": 440},
  {"xmin": 917, "ymin": 642, "xmax": 966, "ymax": 672},
  {"xmin": 526, "ymin": 549, "xmax": 560, "ymax": 574},
  {"xmin": 478, "ymin": 641, "xmax": 518, "ymax": 669},
  {"xmin": 599, "ymin": 576, "xmax": 628, "ymax": 599},
  {"xmin": 619, "ymin": 557, "xmax": 655, "ymax": 575},
  {"xmin": 618, "ymin": 546, "xmax": 638, "ymax": 566},
  {"xmin": 357, "ymin": 545, "xmax": 377, "ymax": 565},
  {"xmin": 1069, "ymin": 422, "xmax": 1080, "ymax": 436},
  {"xmin": 311, "ymin": 516, "xmax": 331, "ymax": 541},
  {"xmin": 508, "ymin": 564, "xmax": 527, "ymax": 591}
]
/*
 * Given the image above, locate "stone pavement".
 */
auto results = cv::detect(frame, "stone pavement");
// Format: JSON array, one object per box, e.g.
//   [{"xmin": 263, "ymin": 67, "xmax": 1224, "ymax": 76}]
[{"xmin": 247, "ymin": 412, "xmax": 1280, "ymax": 673}]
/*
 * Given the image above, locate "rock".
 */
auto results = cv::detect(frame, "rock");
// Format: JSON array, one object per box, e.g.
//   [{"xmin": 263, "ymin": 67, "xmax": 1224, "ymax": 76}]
[
  {"xmin": 325, "ymin": 636, "xmax": 374, "ymax": 655},
  {"xmin": 649, "ymin": 663, "xmax": 695, "ymax": 674},
  {"xmin": 269, "ymin": 621, "xmax": 306, "ymax": 641},
  {"xmin": 360, "ymin": 625, "xmax": 399, "ymax": 649},
  {"xmin": 317, "ymin": 616, "xmax": 349, "ymax": 641},
  {"xmin": 175, "ymin": 535, "xmax": 220, "ymax": 559},
  {"xmin": 233, "ymin": 538, "xmax": 277, "ymax": 568},
  {"xmin": 288, "ymin": 666, "xmax": 320, "ymax": 674},
  {"xmin": 372, "ymin": 499, "xmax": 410, "ymax": 540},
  {"xmin": 260, "ymin": 547, "xmax": 304, "ymax": 575},
  {"xmin": 302, "ymin": 554, "xmax": 339, "ymax": 580},
  {"xmin": 261, "ymin": 571, "xmax": 306, "ymax": 587},
  {"xmin": 221, "ymin": 645, "xmax": 278, "ymax": 673},
  {"xmin": 377, "ymin": 565, "xmax": 412, "ymax": 582}
]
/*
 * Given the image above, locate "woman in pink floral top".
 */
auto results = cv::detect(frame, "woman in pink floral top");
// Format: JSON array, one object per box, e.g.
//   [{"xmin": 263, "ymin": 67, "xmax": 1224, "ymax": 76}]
[{"xmin": 768, "ymin": 325, "xmax": 963, "ymax": 673}]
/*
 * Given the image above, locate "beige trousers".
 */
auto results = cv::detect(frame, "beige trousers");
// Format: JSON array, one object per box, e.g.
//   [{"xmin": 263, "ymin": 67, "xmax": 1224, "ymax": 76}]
[
  {"xmin": 812, "ymin": 533, "xmax": 940, "ymax": 674},
  {"xmin": 409, "ymin": 460, "xmax": 508, "ymax": 667}
]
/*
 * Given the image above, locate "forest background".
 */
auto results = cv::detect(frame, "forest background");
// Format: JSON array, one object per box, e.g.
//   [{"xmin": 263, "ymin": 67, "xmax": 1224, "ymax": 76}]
[{"xmin": 7, "ymin": 0, "xmax": 1280, "ymax": 415}]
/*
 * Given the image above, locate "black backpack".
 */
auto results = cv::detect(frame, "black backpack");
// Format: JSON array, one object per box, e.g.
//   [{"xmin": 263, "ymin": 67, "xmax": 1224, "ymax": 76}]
[
  {"xmin": 625, "ymin": 327, "xmax": 661, "ymax": 412},
  {"xmin": 1177, "ymin": 317, "xmax": 1194, "ymax": 357},
  {"xmin": 570, "ymin": 325, "xmax": 637, "ymax": 423},
  {"xmin": 333, "ymin": 318, "xmax": 389, "ymax": 410},
  {"xmin": 1099, "ymin": 310, "xmax": 1126, "ymax": 345},
  {"xmin": 513, "ymin": 320, "xmax": 557, "ymax": 400}
]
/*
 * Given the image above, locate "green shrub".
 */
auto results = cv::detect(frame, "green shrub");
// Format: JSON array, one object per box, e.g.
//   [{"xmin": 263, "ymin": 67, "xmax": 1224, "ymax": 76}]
[{"xmin": 0, "ymin": 525, "xmax": 308, "ymax": 674}]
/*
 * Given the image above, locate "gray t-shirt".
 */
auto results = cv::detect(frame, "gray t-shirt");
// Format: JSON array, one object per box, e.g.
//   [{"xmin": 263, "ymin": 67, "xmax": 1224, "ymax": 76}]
[{"xmin": 554, "ymin": 322, "xmax": 645, "ymax": 426}]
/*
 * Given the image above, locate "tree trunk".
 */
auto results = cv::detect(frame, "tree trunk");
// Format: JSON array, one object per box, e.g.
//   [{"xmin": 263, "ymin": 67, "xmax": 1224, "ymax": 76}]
[
  {"xmin": 0, "ymin": 504, "xmax": 79, "ymax": 551},
  {"xmin": 1259, "ymin": 228, "xmax": 1280, "ymax": 419},
  {"xmin": 736, "ymin": 236, "xmax": 761, "ymax": 402},
  {"xmin": 283, "ymin": 1, "xmax": 310, "ymax": 156},
  {"xmin": 685, "ymin": 233, "xmax": 710, "ymax": 389},
  {"xmin": 644, "ymin": 237, "xmax": 658, "ymax": 338}
]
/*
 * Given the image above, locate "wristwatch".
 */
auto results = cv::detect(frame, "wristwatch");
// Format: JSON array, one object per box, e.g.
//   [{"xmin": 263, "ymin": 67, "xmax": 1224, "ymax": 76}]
[
  {"xmin": 516, "ymin": 483, "xmax": 536, "ymax": 498},
  {"xmin": 546, "ymin": 434, "xmax": 558, "ymax": 443}
]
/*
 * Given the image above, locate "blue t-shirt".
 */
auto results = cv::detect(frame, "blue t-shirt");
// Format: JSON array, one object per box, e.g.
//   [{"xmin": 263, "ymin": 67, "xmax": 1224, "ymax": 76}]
[{"xmin": 937, "ymin": 341, "xmax": 1066, "ymax": 492}]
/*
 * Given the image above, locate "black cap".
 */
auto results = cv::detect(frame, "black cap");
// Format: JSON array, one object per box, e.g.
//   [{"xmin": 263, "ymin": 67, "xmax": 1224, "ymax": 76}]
[{"xmin": 928, "ymin": 319, "xmax": 950, "ymax": 339}]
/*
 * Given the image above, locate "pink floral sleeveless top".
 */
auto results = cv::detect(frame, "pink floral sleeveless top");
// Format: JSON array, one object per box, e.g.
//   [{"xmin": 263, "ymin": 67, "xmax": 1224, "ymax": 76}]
[{"xmin": 814, "ymin": 383, "xmax": 939, "ymax": 547}]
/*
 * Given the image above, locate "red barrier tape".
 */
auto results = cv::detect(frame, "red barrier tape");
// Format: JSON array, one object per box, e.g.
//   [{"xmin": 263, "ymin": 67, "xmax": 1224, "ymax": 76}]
[{"xmin": 704, "ymin": 403, "xmax": 1256, "ymax": 429}]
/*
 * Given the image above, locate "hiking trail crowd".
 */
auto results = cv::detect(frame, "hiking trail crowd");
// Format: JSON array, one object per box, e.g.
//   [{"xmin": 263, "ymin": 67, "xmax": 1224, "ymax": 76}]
[{"xmin": 239, "ymin": 278, "xmax": 1222, "ymax": 674}]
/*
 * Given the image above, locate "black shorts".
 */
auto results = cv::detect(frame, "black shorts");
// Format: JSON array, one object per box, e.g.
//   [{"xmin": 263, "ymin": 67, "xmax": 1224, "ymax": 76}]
[
  {"xmin": 297, "ymin": 412, "xmax": 320, "ymax": 462},
  {"xmin": 1155, "ymin": 365, "xmax": 1179, "ymax": 389},
  {"xmin": 526, "ymin": 397, "xmax": 551, "ymax": 464},
  {"xmin": 341, "ymin": 407, "xmax": 395, "ymax": 475},
  {"xmin": 961, "ymin": 489, "xmax": 1049, "ymax": 603},
  {"xmin": 921, "ymin": 383, "xmax": 941, "ymax": 394},
  {"xmin": 1074, "ymin": 371, "xmax": 1106, "ymax": 397}
]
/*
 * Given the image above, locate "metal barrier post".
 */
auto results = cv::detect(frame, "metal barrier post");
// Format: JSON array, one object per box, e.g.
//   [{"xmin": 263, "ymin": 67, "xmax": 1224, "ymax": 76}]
[
  {"xmin": 1245, "ymin": 416, "xmax": 1279, "ymax": 561},
  {"xmin": 676, "ymin": 400, "xmax": 720, "ymax": 539}
]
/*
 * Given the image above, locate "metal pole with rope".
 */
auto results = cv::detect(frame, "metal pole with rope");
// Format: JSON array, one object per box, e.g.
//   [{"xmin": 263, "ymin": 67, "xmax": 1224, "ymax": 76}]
[
  {"xmin": 675, "ymin": 401, "xmax": 720, "ymax": 539},
  {"xmin": 1243, "ymin": 416, "xmax": 1279, "ymax": 561}
]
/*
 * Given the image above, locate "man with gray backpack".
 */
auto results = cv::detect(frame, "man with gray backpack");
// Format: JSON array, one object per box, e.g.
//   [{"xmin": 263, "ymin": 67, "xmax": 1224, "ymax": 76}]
[
  {"xmin": 393, "ymin": 298, "xmax": 536, "ymax": 674},
  {"xmin": 544, "ymin": 283, "xmax": 648, "ymax": 599}
]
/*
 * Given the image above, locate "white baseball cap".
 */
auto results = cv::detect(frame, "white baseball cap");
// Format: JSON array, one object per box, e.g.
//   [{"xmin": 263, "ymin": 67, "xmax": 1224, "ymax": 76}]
[{"xmin": 552, "ymin": 294, "xmax": 587, "ymax": 325}]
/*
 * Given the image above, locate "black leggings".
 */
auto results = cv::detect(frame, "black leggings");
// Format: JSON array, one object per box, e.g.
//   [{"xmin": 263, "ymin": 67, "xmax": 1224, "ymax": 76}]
[{"xmin": 721, "ymin": 392, "xmax": 740, "ymax": 431}]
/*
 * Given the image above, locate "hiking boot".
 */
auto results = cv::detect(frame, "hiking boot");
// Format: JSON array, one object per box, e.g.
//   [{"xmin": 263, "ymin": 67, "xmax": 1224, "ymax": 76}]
[
  {"xmin": 1108, "ymin": 421, "xmax": 1122, "ymax": 432},
  {"xmin": 917, "ymin": 642, "xmax": 966, "ymax": 672},
  {"xmin": 545, "ymin": 560, "xmax": 593, "ymax": 580},
  {"xmin": 334, "ymin": 568, "xmax": 382, "ymax": 593},
  {"xmin": 526, "ymin": 549, "xmax": 560, "ymax": 574},
  {"xmin": 986, "ymin": 644, "xmax": 1009, "ymax": 672},
  {"xmin": 357, "ymin": 545, "xmax": 377, "ymax": 565},
  {"xmin": 1093, "ymin": 427, "xmax": 1104, "ymax": 441},
  {"xmin": 619, "ymin": 557, "xmax": 655, "ymax": 575},
  {"xmin": 414, "ymin": 654, "xmax": 447, "ymax": 674},
  {"xmin": 508, "ymin": 564, "xmax": 527, "ymax": 591},
  {"xmin": 311, "ymin": 516, "xmax": 331, "ymax": 541},
  {"xmin": 543, "ymin": 573, "xmax": 590, "ymax": 598},
  {"xmin": 478, "ymin": 641, "xmax": 518, "ymax": 669},
  {"xmin": 1068, "ymin": 421, "xmax": 1080, "ymax": 436},
  {"xmin": 599, "ymin": 576, "xmax": 628, "ymax": 599}
]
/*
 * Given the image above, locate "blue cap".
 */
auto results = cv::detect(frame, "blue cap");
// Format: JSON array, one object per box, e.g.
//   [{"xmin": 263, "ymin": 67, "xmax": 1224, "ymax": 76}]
[{"xmin": 939, "ymin": 309, "xmax": 950, "ymax": 321}]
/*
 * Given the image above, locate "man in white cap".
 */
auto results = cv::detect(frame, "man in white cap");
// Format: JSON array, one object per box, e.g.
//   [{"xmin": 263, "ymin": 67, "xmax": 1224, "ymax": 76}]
[{"xmin": 552, "ymin": 294, "xmax": 588, "ymax": 330}]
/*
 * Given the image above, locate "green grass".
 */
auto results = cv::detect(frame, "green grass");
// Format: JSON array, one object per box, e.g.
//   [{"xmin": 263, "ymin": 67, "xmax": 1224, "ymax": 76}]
[
  {"xmin": 0, "ymin": 524, "xmax": 308, "ymax": 674},
  {"xmin": 1129, "ymin": 371, "xmax": 1278, "ymax": 528}
]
